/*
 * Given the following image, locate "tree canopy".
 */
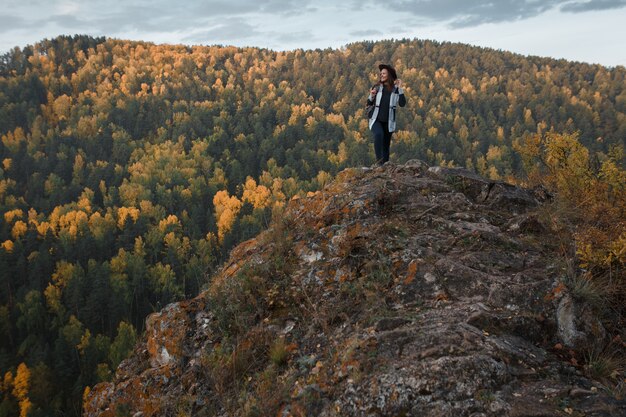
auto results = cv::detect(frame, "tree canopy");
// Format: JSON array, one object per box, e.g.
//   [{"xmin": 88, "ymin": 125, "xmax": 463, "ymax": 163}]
[{"xmin": 0, "ymin": 34, "xmax": 624, "ymax": 416}]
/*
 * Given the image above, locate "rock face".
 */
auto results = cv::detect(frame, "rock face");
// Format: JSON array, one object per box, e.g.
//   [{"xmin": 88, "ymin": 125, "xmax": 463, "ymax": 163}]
[{"xmin": 84, "ymin": 161, "xmax": 624, "ymax": 417}]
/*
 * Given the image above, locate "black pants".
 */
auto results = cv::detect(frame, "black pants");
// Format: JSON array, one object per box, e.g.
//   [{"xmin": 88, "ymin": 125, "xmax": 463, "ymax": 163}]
[{"xmin": 372, "ymin": 121, "xmax": 393, "ymax": 164}]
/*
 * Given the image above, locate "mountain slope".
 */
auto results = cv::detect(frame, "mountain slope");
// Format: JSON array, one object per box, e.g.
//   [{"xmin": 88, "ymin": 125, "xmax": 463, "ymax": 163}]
[
  {"xmin": 2, "ymin": 36, "xmax": 625, "ymax": 417},
  {"xmin": 84, "ymin": 161, "xmax": 623, "ymax": 417}
]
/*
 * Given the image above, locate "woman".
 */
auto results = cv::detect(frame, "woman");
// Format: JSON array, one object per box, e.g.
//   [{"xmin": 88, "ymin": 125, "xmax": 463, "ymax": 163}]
[{"xmin": 367, "ymin": 64, "xmax": 406, "ymax": 165}]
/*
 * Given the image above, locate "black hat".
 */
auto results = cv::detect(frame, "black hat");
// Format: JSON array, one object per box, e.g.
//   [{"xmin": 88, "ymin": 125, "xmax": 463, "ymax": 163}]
[{"xmin": 378, "ymin": 64, "xmax": 397, "ymax": 80}]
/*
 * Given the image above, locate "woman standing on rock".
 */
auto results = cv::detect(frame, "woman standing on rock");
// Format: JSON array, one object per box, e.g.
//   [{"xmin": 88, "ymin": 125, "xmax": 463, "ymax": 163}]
[{"xmin": 367, "ymin": 64, "xmax": 407, "ymax": 165}]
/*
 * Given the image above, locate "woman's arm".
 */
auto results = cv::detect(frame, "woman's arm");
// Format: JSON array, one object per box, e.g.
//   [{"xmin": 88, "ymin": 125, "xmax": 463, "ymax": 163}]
[
  {"xmin": 367, "ymin": 86, "xmax": 378, "ymax": 105},
  {"xmin": 396, "ymin": 79, "xmax": 407, "ymax": 107}
]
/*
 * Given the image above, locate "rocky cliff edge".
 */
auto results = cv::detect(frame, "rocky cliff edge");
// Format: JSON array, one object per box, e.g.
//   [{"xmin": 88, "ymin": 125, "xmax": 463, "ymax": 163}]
[{"xmin": 84, "ymin": 161, "xmax": 624, "ymax": 417}]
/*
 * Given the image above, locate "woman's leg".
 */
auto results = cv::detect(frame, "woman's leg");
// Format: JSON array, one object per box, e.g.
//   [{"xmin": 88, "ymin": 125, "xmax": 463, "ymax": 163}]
[
  {"xmin": 371, "ymin": 122, "xmax": 385, "ymax": 164},
  {"xmin": 382, "ymin": 127, "xmax": 392, "ymax": 163}
]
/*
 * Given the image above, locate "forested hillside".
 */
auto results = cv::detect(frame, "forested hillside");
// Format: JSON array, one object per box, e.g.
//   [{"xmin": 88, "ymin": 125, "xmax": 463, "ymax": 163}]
[{"xmin": 0, "ymin": 35, "xmax": 624, "ymax": 416}]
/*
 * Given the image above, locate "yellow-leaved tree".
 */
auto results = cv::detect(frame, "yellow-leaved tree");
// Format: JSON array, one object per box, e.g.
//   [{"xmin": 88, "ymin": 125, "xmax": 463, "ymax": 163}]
[
  {"xmin": 514, "ymin": 131, "xmax": 625, "ymax": 280},
  {"xmin": 12, "ymin": 363, "xmax": 32, "ymax": 417},
  {"xmin": 242, "ymin": 177, "xmax": 271, "ymax": 210},
  {"xmin": 213, "ymin": 190, "xmax": 242, "ymax": 242}
]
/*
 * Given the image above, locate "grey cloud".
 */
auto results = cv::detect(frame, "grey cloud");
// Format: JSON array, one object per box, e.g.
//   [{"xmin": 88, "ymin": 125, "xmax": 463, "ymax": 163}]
[
  {"xmin": 182, "ymin": 18, "xmax": 262, "ymax": 43},
  {"xmin": 0, "ymin": 14, "xmax": 29, "ymax": 33},
  {"xmin": 339, "ymin": 0, "xmax": 369, "ymax": 12},
  {"xmin": 183, "ymin": 23, "xmax": 316, "ymax": 47},
  {"xmin": 185, "ymin": 0, "xmax": 313, "ymax": 17},
  {"xmin": 80, "ymin": 5, "xmax": 186, "ymax": 34},
  {"xmin": 561, "ymin": 0, "xmax": 626, "ymax": 13},
  {"xmin": 3, "ymin": 0, "xmax": 316, "ymax": 40},
  {"xmin": 187, "ymin": 1, "xmax": 263, "ymax": 16},
  {"xmin": 259, "ymin": 0, "xmax": 313, "ymax": 14},
  {"xmin": 24, "ymin": 3, "xmax": 177, "ymax": 35},
  {"xmin": 49, "ymin": 14, "xmax": 90, "ymax": 29},
  {"xmin": 38, "ymin": 1, "xmax": 318, "ymax": 37},
  {"xmin": 4, "ymin": 0, "xmax": 46, "ymax": 6},
  {"xmin": 350, "ymin": 29, "xmax": 383, "ymax": 36},
  {"xmin": 281, "ymin": 7, "xmax": 318, "ymax": 18},
  {"xmin": 3, "ymin": 0, "xmax": 325, "ymax": 52},
  {"xmin": 273, "ymin": 30, "xmax": 316, "ymax": 43},
  {"xmin": 367, "ymin": 0, "xmax": 571, "ymax": 27}
]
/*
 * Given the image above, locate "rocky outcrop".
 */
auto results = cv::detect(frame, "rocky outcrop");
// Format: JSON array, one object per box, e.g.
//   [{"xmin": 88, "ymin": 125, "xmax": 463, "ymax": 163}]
[{"xmin": 84, "ymin": 161, "xmax": 624, "ymax": 417}]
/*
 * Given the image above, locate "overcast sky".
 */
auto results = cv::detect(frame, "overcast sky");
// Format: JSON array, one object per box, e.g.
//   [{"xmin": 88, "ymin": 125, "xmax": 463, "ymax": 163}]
[{"xmin": 1, "ymin": 0, "xmax": 625, "ymax": 67}]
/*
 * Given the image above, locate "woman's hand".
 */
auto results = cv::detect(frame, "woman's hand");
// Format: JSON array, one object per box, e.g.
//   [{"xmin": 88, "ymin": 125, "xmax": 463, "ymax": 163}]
[
  {"xmin": 394, "ymin": 79, "xmax": 403, "ymax": 88},
  {"xmin": 370, "ymin": 87, "xmax": 378, "ymax": 96}
]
